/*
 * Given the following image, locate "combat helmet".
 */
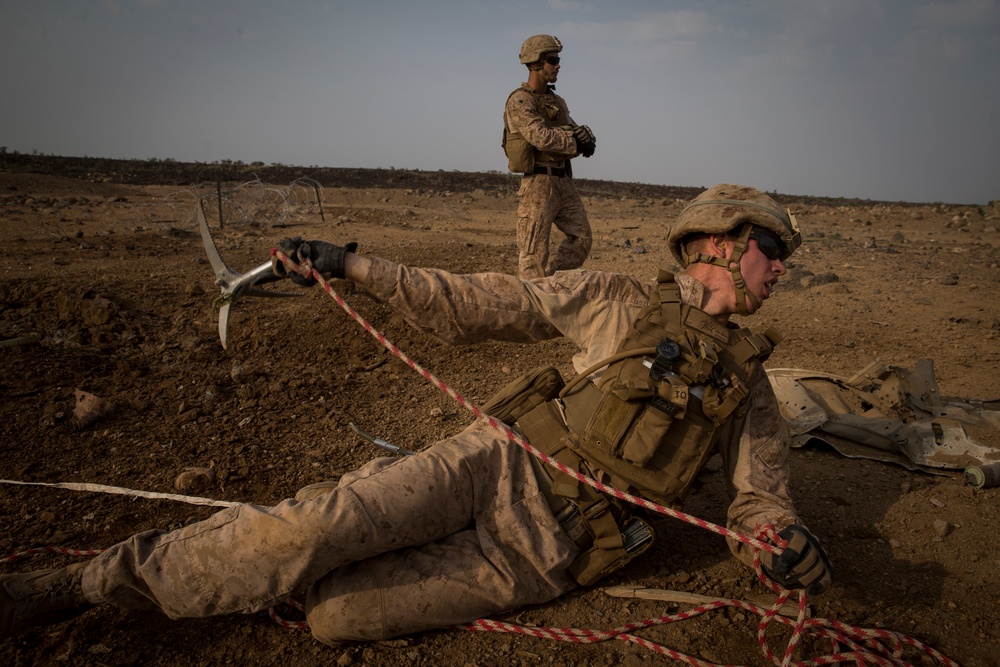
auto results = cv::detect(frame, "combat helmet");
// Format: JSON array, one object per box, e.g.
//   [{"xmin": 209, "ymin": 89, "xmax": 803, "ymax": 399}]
[
  {"xmin": 667, "ymin": 184, "xmax": 801, "ymax": 315},
  {"xmin": 520, "ymin": 34, "xmax": 562, "ymax": 64}
]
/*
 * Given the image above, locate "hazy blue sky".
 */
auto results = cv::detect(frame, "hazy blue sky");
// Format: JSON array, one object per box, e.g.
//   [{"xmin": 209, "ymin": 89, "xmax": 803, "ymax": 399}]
[{"xmin": 3, "ymin": 1, "xmax": 997, "ymax": 204}]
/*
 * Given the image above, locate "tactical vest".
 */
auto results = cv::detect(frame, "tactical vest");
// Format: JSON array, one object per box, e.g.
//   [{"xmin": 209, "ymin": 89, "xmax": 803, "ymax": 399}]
[
  {"xmin": 502, "ymin": 85, "xmax": 571, "ymax": 173},
  {"xmin": 486, "ymin": 271, "xmax": 781, "ymax": 584}
]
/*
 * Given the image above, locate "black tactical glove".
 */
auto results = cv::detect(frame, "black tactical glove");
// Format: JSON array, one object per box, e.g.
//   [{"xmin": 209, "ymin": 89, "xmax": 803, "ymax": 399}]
[
  {"xmin": 760, "ymin": 524, "xmax": 833, "ymax": 595},
  {"xmin": 572, "ymin": 124, "xmax": 596, "ymax": 158},
  {"xmin": 272, "ymin": 236, "xmax": 358, "ymax": 286}
]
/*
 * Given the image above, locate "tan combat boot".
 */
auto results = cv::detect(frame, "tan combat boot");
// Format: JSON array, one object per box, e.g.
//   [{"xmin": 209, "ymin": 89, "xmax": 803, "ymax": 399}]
[{"xmin": 1, "ymin": 562, "xmax": 95, "ymax": 641}]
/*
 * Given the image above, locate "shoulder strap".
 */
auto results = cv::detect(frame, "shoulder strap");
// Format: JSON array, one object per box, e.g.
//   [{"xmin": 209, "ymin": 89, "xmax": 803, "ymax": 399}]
[{"xmin": 729, "ymin": 326, "xmax": 783, "ymax": 365}]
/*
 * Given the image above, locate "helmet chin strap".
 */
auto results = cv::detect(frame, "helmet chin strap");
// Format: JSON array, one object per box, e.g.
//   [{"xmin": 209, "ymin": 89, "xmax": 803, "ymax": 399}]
[{"xmin": 685, "ymin": 224, "xmax": 759, "ymax": 317}]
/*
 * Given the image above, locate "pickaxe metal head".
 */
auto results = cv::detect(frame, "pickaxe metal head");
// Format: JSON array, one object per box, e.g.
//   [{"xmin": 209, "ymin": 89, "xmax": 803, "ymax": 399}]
[{"xmin": 197, "ymin": 200, "xmax": 300, "ymax": 349}]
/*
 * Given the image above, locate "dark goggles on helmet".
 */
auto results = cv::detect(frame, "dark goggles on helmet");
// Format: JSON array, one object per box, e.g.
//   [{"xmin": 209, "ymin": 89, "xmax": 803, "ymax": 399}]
[
  {"xmin": 748, "ymin": 227, "xmax": 790, "ymax": 261},
  {"xmin": 544, "ymin": 55, "xmax": 561, "ymax": 65}
]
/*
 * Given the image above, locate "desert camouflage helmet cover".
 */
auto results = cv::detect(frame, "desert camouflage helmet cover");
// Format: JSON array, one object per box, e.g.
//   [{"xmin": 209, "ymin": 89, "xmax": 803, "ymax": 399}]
[
  {"xmin": 667, "ymin": 184, "xmax": 802, "ymax": 266},
  {"xmin": 520, "ymin": 34, "xmax": 562, "ymax": 64}
]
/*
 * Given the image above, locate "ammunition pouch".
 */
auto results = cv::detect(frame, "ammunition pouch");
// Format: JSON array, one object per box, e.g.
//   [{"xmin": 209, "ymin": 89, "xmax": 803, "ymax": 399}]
[
  {"xmin": 570, "ymin": 516, "xmax": 655, "ymax": 586},
  {"xmin": 562, "ymin": 378, "xmax": 719, "ymax": 506},
  {"xmin": 484, "ymin": 366, "xmax": 651, "ymax": 586}
]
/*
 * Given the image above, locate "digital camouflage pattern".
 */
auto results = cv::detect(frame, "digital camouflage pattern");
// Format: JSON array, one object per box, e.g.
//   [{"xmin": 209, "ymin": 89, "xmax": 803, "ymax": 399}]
[{"xmin": 515, "ymin": 175, "xmax": 591, "ymax": 279}]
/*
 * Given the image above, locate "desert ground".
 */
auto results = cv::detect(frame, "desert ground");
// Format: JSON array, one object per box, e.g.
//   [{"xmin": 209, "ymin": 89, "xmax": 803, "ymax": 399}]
[{"xmin": 1, "ymin": 155, "xmax": 998, "ymax": 666}]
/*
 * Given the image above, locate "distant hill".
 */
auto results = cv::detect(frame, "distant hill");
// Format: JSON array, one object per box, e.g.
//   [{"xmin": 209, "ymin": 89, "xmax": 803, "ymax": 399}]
[{"xmin": 0, "ymin": 152, "xmax": 930, "ymax": 207}]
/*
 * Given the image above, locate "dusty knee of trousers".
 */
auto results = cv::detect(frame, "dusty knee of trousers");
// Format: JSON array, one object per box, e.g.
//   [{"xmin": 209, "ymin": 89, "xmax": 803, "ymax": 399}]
[
  {"xmin": 305, "ymin": 571, "xmax": 386, "ymax": 645},
  {"xmin": 293, "ymin": 476, "xmax": 344, "ymax": 502}
]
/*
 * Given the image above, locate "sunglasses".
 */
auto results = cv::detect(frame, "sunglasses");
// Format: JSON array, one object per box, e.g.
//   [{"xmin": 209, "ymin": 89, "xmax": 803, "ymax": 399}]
[
  {"xmin": 544, "ymin": 55, "xmax": 561, "ymax": 66},
  {"xmin": 748, "ymin": 228, "xmax": 789, "ymax": 261}
]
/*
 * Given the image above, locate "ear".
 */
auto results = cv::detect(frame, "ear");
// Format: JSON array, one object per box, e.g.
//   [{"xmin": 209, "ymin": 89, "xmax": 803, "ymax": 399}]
[{"xmin": 706, "ymin": 233, "xmax": 730, "ymax": 259}]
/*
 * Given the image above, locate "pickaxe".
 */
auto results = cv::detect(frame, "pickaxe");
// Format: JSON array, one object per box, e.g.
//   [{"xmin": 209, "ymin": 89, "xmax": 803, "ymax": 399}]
[{"xmin": 197, "ymin": 199, "xmax": 300, "ymax": 349}]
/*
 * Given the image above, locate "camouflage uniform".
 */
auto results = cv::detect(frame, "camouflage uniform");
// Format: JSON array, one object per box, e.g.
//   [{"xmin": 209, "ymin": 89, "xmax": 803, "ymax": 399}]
[
  {"xmin": 79, "ymin": 258, "xmax": 799, "ymax": 644},
  {"xmin": 505, "ymin": 85, "xmax": 592, "ymax": 279}
]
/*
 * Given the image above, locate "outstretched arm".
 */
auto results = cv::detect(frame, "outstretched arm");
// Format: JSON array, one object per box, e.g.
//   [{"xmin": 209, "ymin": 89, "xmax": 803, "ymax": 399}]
[
  {"xmin": 274, "ymin": 237, "xmax": 650, "ymax": 369},
  {"xmin": 273, "ymin": 237, "xmax": 562, "ymax": 345}
]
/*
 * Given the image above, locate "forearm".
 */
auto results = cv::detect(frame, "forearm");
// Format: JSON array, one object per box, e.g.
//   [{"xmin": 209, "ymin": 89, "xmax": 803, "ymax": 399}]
[
  {"xmin": 517, "ymin": 118, "xmax": 576, "ymax": 156},
  {"xmin": 343, "ymin": 252, "xmax": 372, "ymax": 284},
  {"xmin": 726, "ymin": 486, "xmax": 800, "ymax": 568},
  {"xmin": 354, "ymin": 256, "xmax": 562, "ymax": 346},
  {"xmin": 506, "ymin": 96, "xmax": 576, "ymax": 156},
  {"xmin": 346, "ymin": 253, "xmax": 647, "ymax": 370},
  {"xmin": 721, "ymin": 375, "xmax": 801, "ymax": 567}
]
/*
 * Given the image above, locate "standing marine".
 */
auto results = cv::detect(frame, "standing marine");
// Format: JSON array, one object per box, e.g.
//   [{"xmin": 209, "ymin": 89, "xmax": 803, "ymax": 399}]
[{"xmin": 503, "ymin": 34, "xmax": 597, "ymax": 279}]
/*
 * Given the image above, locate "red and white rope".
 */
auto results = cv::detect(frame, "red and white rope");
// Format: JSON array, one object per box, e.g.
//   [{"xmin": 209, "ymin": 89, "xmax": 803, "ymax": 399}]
[{"xmin": 1, "ymin": 546, "xmax": 105, "ymax": 564}]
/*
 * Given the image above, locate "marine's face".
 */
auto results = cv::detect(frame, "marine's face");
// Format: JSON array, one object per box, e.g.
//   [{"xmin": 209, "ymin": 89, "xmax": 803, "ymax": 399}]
[
  {"xmin": 738, "ymin": 228, "xmax": 788, "ymax": 313},
  {"xmin": 540, "ymin": 52, "xmax": 560, "ymax": 83}
]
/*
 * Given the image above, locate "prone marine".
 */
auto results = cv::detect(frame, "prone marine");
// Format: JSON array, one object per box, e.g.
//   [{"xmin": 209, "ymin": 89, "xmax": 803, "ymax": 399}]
[{"xmin": 1, "ymin": 184, "xmax": 831, "ymax": 646}]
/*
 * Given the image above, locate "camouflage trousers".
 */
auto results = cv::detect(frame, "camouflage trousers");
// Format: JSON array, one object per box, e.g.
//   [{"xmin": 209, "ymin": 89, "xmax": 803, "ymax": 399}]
[
  {"xmin": 80, "ymin": 421, "xmax": 579, "ymax": 645},
  {"xmin": 516, "ymin": 174, "xmax": 592, "ymax": 280}
]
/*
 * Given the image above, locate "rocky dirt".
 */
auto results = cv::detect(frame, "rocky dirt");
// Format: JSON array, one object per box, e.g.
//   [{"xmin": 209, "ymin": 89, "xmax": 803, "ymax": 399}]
[{"xmin": 1, "ymin": 158, "xmax": 998, "ymax": 666}]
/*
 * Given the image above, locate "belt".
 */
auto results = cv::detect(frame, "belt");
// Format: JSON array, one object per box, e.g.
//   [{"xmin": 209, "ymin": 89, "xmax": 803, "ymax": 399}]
[{"xmin": 531, "ymin": 165, "xmax": 567, "ymax": 177}]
